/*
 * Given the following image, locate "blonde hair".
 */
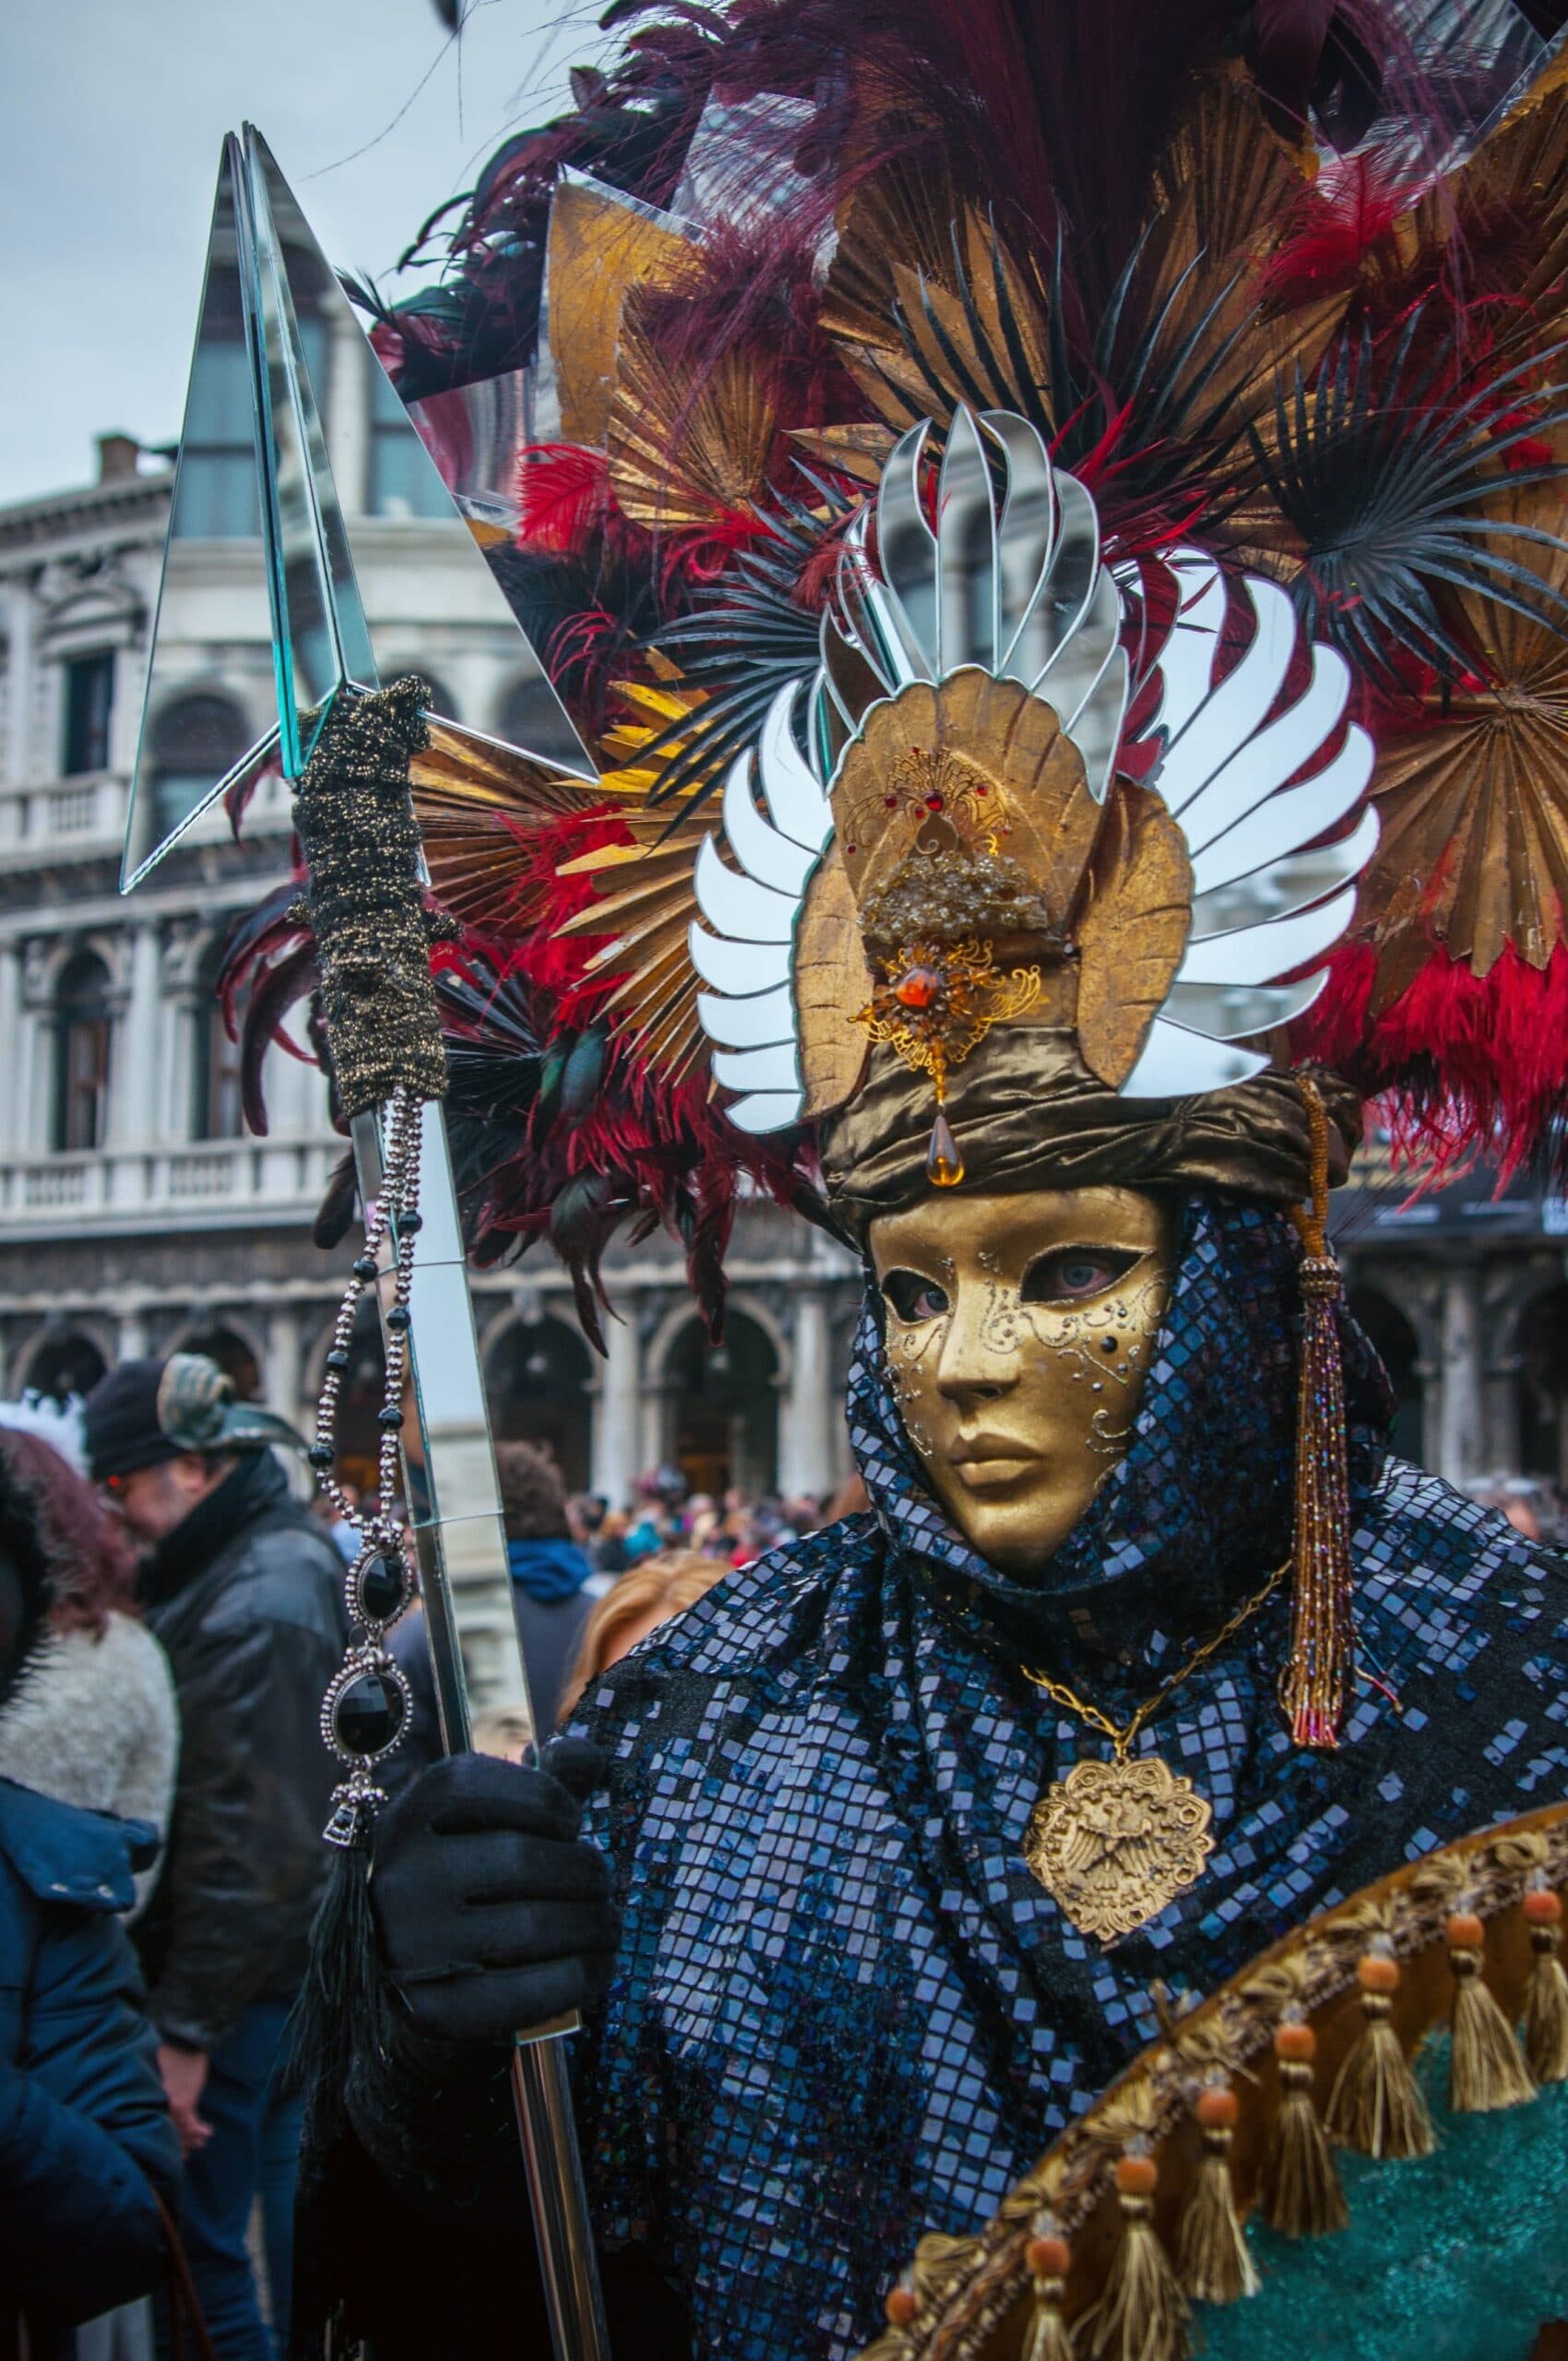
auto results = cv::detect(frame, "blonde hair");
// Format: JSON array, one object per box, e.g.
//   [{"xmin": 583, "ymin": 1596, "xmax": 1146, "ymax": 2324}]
[{"xmin": 561, "ymin": 1549, "xmax": 728, "ymax": 1718}]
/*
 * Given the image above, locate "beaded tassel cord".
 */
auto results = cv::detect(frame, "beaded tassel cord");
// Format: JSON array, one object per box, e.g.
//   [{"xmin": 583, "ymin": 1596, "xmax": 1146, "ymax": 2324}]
[
  {"xmin": 283, "ymin": 1084, "xmax": 423, "ymax": 2153},
  {"xmin": 1279, "ymin": 1074, "xmax": 1355, "ymax": 1749}
]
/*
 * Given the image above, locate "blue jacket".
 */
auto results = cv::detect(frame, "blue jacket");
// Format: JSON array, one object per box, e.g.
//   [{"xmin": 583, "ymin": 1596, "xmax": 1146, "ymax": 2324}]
[{"xmin": 0, "ymin": 1775, "xmax": 181, "ymax": 2343}]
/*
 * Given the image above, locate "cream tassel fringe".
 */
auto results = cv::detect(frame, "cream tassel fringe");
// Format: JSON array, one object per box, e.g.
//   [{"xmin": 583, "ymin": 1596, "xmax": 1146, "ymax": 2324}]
[
  {"xmin": 1263, "ymin": 2023, "xmax": 1348, "ymax": 2237},
  {"xmin": 1177, "ymin": 2087, "xmax": 1258, "ymax": 2303},
  {"xmin": 1445, "ymin": 1912, "xmax": 1535, "ymax": 2112},
  {"xmin": 1324, "ymin": 1949, "xmax": 1434, "ymax": 2160},
  {"xmin": 1023, "ymin": 2219, "xmax": 1073, "ymax": 2361},
  {"xmin": 1523, "ymin": 1888, "xmax": 1568, "ymax": 2084},
  {"xmin": 1078, "ymin": 2154, "xmax": 1187, "ymax": 2361}
]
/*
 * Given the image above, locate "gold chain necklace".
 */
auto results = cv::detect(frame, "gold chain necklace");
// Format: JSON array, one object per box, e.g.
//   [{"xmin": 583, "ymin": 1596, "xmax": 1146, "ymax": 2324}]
[{"xmin": 1020, "ymin": 1560, "xmax": 1289, "ymax": 1944}]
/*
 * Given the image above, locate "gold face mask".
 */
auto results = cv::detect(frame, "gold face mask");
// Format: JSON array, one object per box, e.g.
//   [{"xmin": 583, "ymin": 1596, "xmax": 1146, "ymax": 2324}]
[{"xmin": 869, "ymin": 1186, "xmax": 1176, "ymax": 1575}]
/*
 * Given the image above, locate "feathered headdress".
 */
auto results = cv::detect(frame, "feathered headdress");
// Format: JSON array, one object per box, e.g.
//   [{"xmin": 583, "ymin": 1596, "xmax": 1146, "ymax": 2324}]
[{"xmin": 232, "ymin": 0, "xmax": 1568, "ymax": 1336}]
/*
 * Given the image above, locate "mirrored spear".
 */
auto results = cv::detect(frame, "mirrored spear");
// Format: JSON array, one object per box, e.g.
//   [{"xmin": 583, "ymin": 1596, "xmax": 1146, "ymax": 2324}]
[{"xmin": 123, "ymin": 124, "xmax": 610, "ymax": 2361}]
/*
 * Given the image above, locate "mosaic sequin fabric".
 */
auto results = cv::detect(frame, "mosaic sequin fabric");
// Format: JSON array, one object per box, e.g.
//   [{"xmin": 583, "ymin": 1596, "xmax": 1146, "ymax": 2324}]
[{"xmin": 567, "ymin": 1196, "xmax": 1568, "ymax": 2361}]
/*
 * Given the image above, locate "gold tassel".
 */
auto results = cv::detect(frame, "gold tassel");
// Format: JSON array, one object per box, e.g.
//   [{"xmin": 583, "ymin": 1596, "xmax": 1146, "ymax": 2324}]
[
  {"xmin": 1445, "ymin": 1910, "xmax": 1535, "ymax": 2111},
  {"xmin": 1176, "ymin": 2081, "xmax": 1258, "ymax": 2303},
  {"xmin": 1023, "ymin": 2215, "xmax": 1074, "ymax": 2361},
  {"xmin": 1324, "ymin": 1946, "xmax": 1435, "ymax": 2160},
  {"xmin": 1280, "ymin": 1074, "xmax": 1355, "ymax": 1749},
  {"xmin": 1523, "ymin": 1886, "xmax": 1568, "ymax": 2083},
  {"xmin": 1263, "ymin": 2020, "xmax": 1348, "ymax": 2237},
  {"xmin": 1077, "ymin": 2152, "xmax": 1188, "ymax": 2361}
]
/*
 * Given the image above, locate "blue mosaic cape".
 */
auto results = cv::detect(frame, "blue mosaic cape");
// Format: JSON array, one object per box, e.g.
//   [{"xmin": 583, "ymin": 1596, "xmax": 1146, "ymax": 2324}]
[{"xmin": 569, "ymin": 1198, "xmax": 1568, "ymax": 2361}]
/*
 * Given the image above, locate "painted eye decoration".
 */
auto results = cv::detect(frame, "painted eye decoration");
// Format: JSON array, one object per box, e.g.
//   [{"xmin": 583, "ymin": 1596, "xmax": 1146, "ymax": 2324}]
[
  {"xmin": 882, "ymin": 1269, "xmax": 952, "ymax": 1323},
  {"xmin": 1019, "ymin": 1247, "xmax": 1143, "ymax": 1306}
]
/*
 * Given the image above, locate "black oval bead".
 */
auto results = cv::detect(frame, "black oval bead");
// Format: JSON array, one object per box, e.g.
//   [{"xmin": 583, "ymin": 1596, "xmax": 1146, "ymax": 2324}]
[
  {"xmin": 308, "ymin": 1444, "xmax": 334, "ymax": 1470},
  {"xmin": 355, "ymin": 1550, "xmax": 408, "ymax": 1623},
  {"xmin": 376, "ymin": 1405, "xmax": 404, "ymax": 1430},
  {"xmin": 385, "ymin": 1305, "xmax": 411, "ymax": 1333},
  {"xmin": 352, "ymin": 1254, "xmax": 378, "ymax": 1282},
  {"xmin": 398, "ymin": 1211, "xmax": 423, "ymax": 1236},
  {"xmin": 331, "ymin": 1669, "xmax": 406, "ymax": 1758},
  {"xmin": 326, "ymin": 1347, "xmax": 350, "ymax": 1371}
]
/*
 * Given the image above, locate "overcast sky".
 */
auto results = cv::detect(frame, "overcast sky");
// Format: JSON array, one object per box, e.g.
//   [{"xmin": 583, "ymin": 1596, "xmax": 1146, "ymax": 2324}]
[{"xmin": 1, "ymin": 0, "xmax": 614, "ymax": 504}]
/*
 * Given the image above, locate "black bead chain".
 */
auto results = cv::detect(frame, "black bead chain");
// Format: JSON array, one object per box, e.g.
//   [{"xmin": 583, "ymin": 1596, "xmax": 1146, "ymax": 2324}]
[{"xmin": 314, "ymin": 1085, "xmax": 422, "ymax": 1849}]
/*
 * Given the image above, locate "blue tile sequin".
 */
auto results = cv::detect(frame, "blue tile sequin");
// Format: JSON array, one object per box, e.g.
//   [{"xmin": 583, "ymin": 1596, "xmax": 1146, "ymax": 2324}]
[{"xmin": 567, "ymin": 1196, "xmax": 1568, "ymax": 2361}]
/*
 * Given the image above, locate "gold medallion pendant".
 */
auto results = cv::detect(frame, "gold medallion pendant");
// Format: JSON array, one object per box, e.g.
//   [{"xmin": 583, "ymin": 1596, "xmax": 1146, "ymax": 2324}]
[{"xmin": 1024, "ymin": 1756, "xmax": 1215, "ymax": 1943}]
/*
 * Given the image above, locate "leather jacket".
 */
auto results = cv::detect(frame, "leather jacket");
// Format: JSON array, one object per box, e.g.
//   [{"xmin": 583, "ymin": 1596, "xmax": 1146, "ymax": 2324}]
[{"xmin": 136, "ymin": 1452, "xmax": 348, "ymax": 2053}]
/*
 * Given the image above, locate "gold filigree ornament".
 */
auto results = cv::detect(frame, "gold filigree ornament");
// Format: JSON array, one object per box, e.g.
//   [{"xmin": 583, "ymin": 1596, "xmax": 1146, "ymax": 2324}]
[
  {"xmin": 1022, "ymin": 1560, "xmax": 1288, "ymax": 1943},
  {"xmin": 857, "ymin": 937, "xmax": 1042, "ymax": 1187},
  {"xmin": 1024, "ymin": 1758, "xmax": 1216, "ymax": 1946}
]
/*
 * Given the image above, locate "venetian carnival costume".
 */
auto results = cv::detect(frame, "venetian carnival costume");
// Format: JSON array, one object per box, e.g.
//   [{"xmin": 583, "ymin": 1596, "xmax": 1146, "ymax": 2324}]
[{"xmin": 220, "ymin": 3, "xmax": 1568, "ymax": 2355}]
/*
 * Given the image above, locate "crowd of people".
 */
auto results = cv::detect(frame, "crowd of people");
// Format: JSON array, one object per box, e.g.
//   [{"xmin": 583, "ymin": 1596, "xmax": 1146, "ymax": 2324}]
[
  {"xmin": 1, "ymin": 1342, "xmax": 1558, "ymax": 2356},
  {"xmin": 0, "ymin": 1352, "xmax": 855, "ymax": 2358}
]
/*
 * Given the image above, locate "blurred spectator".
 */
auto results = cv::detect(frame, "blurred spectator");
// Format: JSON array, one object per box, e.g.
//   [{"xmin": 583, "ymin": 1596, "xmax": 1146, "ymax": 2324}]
[
  {"xmin": 0, "ymin": 1424, "xmax": 177, "ymax": 1916},
  {"xmin": 312, "ymin": 1477, "xmax": 362, "ymax": 1566},
  {"xmin": 471, "ymin": 1703, "xmax": 534, "ymax": 1762},
  {"xmin": 591, "ymin": 1508, "xmax": 633, "ymax": 1576},
  {"xmin": 0, "ymin": 1438, "xmax": 181, "ymax": 2358},
  {"xmin": 561, "ymin": 1549, "xmax": 730, "ymax": 1716},
  {"xmin": 1471, "ymin": 1475, "xmax": 1562, "ymax": 1545},
  {"xmin": 497, "ymin": 1442, "xmax": 609, "ymax": 1724},
  {"xmin": 83, "ymin": 1353, "xmax": 347, "ymax": 2361}
]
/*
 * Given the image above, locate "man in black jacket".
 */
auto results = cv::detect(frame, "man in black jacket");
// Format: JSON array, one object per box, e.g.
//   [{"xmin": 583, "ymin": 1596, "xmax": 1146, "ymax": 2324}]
[{"xmin": 84, "ymin": 1353, "xmax": 347, "ymax": 2361}]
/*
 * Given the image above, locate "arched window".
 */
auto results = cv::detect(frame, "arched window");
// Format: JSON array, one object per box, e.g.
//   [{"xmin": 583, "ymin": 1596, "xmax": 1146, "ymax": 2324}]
[
  {"xmin": 178, "ymin": 1323, "xmax": 261, "ymax": 1401},
  {"xmin": 53, "ymin": 953, "xmax": 113, "ymax": 1153},
  {"xmin": 191, "ymin": 936, "xmax": 244, "ymax": 1142},
  {"xmin": 665, "ymin": 1309, "xmax": 778, "ymax": 1500},
  {"xmin": 148, "ymin": 692, "xmax": 250, "ymax": 846},
  {"xmin": 23, "ymin": 1332, "xmax": 107, "ymax": 1405},
  {"xmin": 1348, "ymin": 1287, "xmax": 1424, "ymax": 1465},
  {"xmin": 1517, "ymin": 1283, "xmax": 1568, "ymax": 1483},
  {"xmin": 487, "ymin": 1315, "xmax": 593, "ymax": 1491},
  {"xmin": 496, "ymin": 671, "xmax": 569, "ymax": 753}
]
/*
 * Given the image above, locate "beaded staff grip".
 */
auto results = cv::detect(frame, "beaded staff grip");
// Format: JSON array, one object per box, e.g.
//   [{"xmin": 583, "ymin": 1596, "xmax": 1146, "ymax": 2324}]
[{"xmin": 292, "ymin": 677, "xmax": 447, "ymax": 1121}]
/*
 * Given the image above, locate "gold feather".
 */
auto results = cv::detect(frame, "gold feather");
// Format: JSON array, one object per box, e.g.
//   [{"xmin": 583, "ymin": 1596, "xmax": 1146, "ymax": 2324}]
[
  {"xmin": 606, "ymin": 294, "xmax": 778, "ymax": 530},
  {"xmin": 1357, "ymin": 468, "xmax": 1568, "ymax": 1003}
]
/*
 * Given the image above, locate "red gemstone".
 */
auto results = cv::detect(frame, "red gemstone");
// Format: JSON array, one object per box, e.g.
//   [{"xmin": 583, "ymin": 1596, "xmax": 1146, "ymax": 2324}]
[
  {"xmin": 884, "ymin": 795, "xmax": 898, "ymax": 808},
  {"xmin": 924, "ymin": 793, "xmax": 944, "ymax": 812},
  {"xmin": 894, "ymin": 967, "xmax": 942, "ymax": 1010}
]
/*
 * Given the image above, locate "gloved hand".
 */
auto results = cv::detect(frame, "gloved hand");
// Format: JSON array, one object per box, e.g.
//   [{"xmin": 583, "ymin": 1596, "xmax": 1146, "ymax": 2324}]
[{"xmin": 371, "ymin": 1738, "xmax": 618, "ymax": 2045}]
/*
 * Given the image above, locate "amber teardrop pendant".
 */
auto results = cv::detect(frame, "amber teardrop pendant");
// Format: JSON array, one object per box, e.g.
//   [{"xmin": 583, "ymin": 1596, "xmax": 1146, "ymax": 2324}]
[{"xmin": 927, "ymin": 1111, "xmax": 964, "ymax": 1187}]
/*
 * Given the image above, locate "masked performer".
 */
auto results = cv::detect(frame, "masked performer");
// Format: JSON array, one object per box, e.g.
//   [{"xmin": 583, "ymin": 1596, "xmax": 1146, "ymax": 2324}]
[{"xmin": 242, "ymin": 6, "xmax": 1568, "ymax": 2356}]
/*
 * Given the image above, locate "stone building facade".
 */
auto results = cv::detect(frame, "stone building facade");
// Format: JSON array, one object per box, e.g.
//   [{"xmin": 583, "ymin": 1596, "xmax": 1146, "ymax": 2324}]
[
  {"xmin": 0, "ymin": 425, "xmax": 1562, "ymax": 1505},
  {"xmin": 0, "ymin": 402, "xmax": 861, "ymax": 1507}
]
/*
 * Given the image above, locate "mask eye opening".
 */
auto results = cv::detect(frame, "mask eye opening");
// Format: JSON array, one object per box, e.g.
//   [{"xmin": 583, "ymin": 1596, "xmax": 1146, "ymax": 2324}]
[
  {"xmin": 881, "ymin": 1268, "xmax": 951, "ymax": 1324},
  {"xmin": 1018, "ymin": 1246, "xmax": 1144, "ymax": 1308}
]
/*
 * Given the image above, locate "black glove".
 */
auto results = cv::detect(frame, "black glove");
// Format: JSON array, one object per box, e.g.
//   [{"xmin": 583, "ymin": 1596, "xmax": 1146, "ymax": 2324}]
[{"xmin": 371, "ymin": 1738, "xmax": 618, "ymax": 2045}]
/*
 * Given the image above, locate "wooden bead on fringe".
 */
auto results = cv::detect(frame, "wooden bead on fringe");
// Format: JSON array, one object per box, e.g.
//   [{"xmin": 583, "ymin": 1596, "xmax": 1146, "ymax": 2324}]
[
  {"xmin": 884, "ymin": 2270, "xmax": 919, "ymax": 2330},
  {"xmin": 1077, "ymin": 2151, "xmax": 1188, "ymax": 2361},
  {"xmin": 1523, "ymin": 1885, "xmax": 1568, "ymax": 2084},
  {"xmin": 1176, "ymin": 2082, "xmax": 1258, "ymax": 2303},
  {"xmin": 1022, "ymin": 2213, "xmax": 1073, "ymax": 2361},
  {"xmin": 1445, "ymin": 1910, "xmax": 1535, "ymax": 2112},
  {"xmin": 1324, "ymin": 1946, "xmax": 1435, "ymax": 2160},
  {"xmin": 1263, "ymin": 2019, "xmax": 1348, "ymax": 2238}
]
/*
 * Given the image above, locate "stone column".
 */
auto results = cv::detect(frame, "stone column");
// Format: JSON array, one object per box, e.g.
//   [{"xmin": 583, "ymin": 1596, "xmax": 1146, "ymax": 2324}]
[
  {"xmin": 266, "ymin": 1304, "xmax": 303, "ymax": 1429},
  {"xmin": 110, "ymin": 922, "xmax": 161, "ymax": 1145},
  {"xmin": 590, "ymin": 1303, "xmax": 642, "ymax": 1508},
  {"xmin": 5, "ymin": 575, "xmax": 34, "ymax": 789},
  {"xmin": 778, "ymin": 1287, "xmax": 837, "ymax": 1498},
  {"xmin": 327, "ymin": 319, "xmax": 369, "ymax": 518},
  {"xmin": 117, "ymin": 1310, "xmax": 149, "ymax": 1360},
  {"xmin": 1437, "ymin": 1264, "xmax": 1485, "ymax": 1489},
  {"xmin": 0, "ymin": 943, "xmax": 20, "ymax": 1150}
]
